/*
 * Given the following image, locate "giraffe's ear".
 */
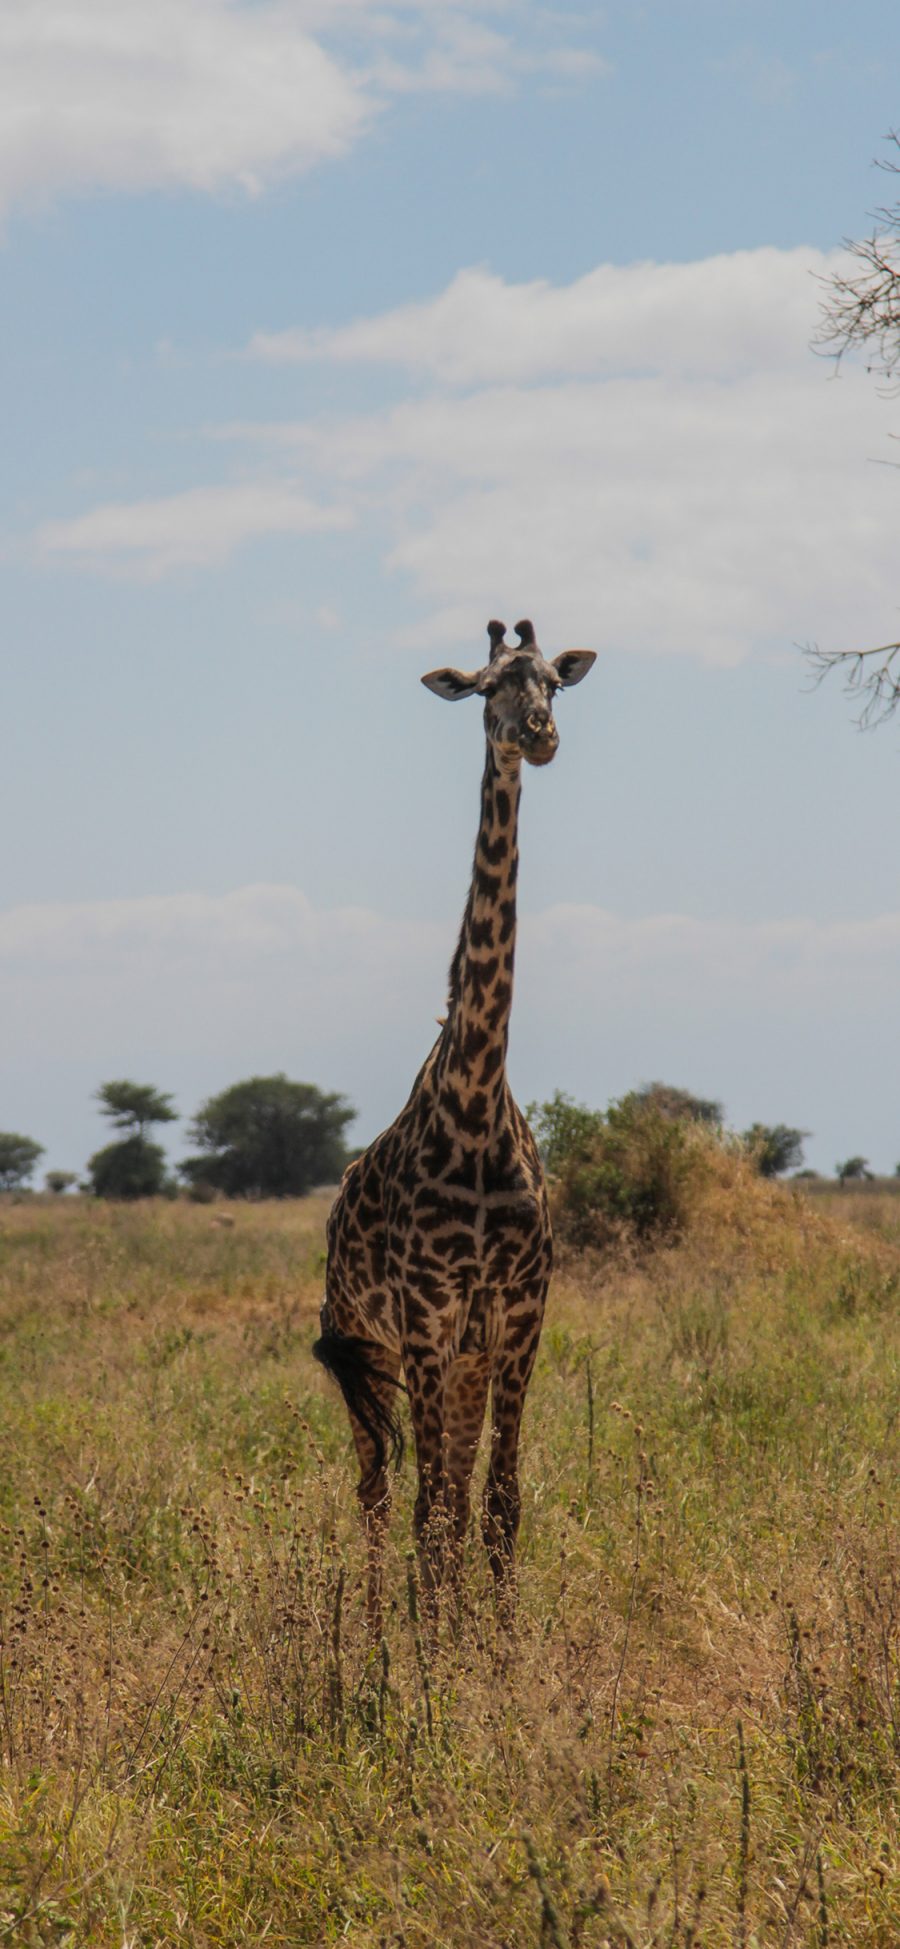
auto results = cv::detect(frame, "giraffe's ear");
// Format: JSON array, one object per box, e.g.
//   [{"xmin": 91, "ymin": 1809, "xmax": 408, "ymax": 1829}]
[
  {"xmin": 551, "ymin": 649, "xmax": 596, "ymax": 687},
  {"xmin": 421, "ymin": 667, "xmax": 482, "ymax": 701}
]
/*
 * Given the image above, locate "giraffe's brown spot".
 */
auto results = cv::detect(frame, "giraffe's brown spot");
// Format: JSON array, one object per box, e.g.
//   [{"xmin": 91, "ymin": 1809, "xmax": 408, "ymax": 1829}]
[
  {"xmin": 414, "ymin": 1189, "xmax": 474, "ymax": 1222},
  {"xmin": 457, "ymin": 1091, "xmax": 488, "ymax": 1136},
  {"xmin": 462, "ymin": 1021, "xmax": 488, "ymax": 1062},
  {"xmin": 486, "ymin": 980, "xmax": 511, "ymax": 1028},
  {"xmin": 445, "ymin": 1149, "xmax": 478, "ymax": 1192},
  {"xmin": 479, "ymin": 1045, "xmax": 503, "ymax": 1084},
  {"xmin": 480, "ymin": 831, "xmax": 507, "ymax": 867},
  {"xmin": 420, "ymin": 1124, "xmax": 454, "ymax": 1176},
  {"xmin": 483, "ymin": 1130, "xmax": 514, "ymax": 1186},
  {"xmin": 474, "ymin": 865, "xmax": 500, "ymax": 900}
]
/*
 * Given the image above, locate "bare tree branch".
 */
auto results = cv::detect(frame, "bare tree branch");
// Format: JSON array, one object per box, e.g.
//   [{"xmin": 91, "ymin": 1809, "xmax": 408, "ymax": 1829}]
[
  {"xmin": 805, "ymin": 640, "xmax": 900, "ymax": 728},
  {"xmin": 814, "ymin": 132, "xmax": 900, "ymax": 376},
  {"xmin": 810, "ymin": 136, "xmax": 900, "ymax": 729}
]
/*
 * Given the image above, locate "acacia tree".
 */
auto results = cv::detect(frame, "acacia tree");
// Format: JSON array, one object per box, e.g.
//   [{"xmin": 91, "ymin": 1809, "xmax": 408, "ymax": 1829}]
[
  {"xmin": 743, "ymin": 1123, "xmax": 809, "ymax": 1178},
  {"xmin": 0, "ymin": 1133, "xmax": 44, "ymax": 1192},
  {"xmin": 181, "ymin": 1075, "xmax": 355, "ymax": 1198},
  {"xmin": 811, "ymin": 132, "xmax": 900, "ymax": 724},
  {"xmin": 87, "ymin": 1081, "xmax": 177, "ymax": 1199},
  {"xmin": 836, "ymin": 1155, "xmax": 873, "ymax": 1183},
  {"xmin": 95, "ymin": 1082, "xmax": 176, "ymax": 1139},
  {"xmin": 632, "ymin": 1081, "xmax": 722, "ymax": 1127}
]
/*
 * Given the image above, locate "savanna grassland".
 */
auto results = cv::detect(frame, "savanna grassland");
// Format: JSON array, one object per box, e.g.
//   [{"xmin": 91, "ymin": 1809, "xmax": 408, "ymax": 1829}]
[{"xmin": 1, "ymin": 1170, "xmax": 899, "ymax": 1946}]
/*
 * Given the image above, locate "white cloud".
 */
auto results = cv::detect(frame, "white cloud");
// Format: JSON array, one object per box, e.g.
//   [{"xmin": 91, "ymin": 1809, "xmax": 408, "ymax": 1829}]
[
  {"xmin": 247, "ymin": 248, "xmax": 831, "ymax": 384},
  {"xmin": 355, "ymin": 368, "xmax": 898, "ymax": 662},
  {"xmin": 520, "ymin": 904, "xmax": 900, "ymax": 1012},
  {"xmin": 5, "ymin": 882, "xmax": 898, "ymax": 1005},
  {"xmin": 35, "ymin": 480, "xmax": 352, "ymax": 576},
  {"xmin": 33, "ymin": 249, "xmax": 900, "ymax": 662},
  {"xmin": 0, "ymin": 1, "xmax": 369, "ymax": 216},
  {"xmin": 0, "ymin": 2, "xmax": 605, "ymax": 217},
  {"xmin": 236, "ymin": 249, "xmax": 900, "ymax": 663},
  {"xmin": 0, "ymin": 884, "xmax": 436, "ymax": 985},
  {"xmin": 3, "ymin": 884, "xmax": 899, "ymax": 1172}
]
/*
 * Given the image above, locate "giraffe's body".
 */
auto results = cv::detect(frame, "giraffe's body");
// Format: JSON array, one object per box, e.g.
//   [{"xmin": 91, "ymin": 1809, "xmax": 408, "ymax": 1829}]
[{"xmin": 315, "ymin": 621, "xmax": 595, "ymax": 1626}]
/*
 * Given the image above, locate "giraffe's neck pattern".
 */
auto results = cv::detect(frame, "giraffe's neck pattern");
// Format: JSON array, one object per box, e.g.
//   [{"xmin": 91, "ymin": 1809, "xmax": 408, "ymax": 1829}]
[{"xmin": 438, "ymin": 742, "xmax": 521, "ymax": 1121}]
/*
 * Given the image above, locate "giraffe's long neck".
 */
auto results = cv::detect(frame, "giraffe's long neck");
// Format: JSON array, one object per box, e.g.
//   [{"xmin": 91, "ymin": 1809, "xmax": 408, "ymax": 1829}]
[{"xmin": 437, "ymin": 742, "xmax": 522, "ymax": 1120}]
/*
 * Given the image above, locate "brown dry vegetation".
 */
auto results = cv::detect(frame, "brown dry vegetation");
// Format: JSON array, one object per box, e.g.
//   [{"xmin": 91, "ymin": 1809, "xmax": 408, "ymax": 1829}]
[{"xmin": 0, "ymin": 1165, "xmax": 899, "ymax": 1946}]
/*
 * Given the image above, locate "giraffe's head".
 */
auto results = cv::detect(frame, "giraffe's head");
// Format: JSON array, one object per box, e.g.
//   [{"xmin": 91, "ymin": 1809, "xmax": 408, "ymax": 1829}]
[{"xmin": 421, "ymin": 620, "xmax": 595, "ymax": 767}]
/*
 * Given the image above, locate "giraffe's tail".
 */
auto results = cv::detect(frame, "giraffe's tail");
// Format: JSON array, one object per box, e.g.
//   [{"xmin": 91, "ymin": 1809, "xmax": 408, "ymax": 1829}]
[{"xmin": 311, "ymin": 1328, "xmax": 405, "ymax": 1475}]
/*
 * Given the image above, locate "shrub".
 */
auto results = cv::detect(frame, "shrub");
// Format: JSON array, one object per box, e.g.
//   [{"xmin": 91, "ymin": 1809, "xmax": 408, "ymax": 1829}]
[
  {"xmin": 86, "ymin": 1136, "xmax": 169, "ymax": 1200},
  {"xmin": 45, "ymin": 1170, "xmax": 77, "ymax": 1195},
  {"xmin": 185, "ymin": 1178, "xmax": 218, "ymax": 1204},
  {"xmin": 528, "ymin": 1089, "xmax": 708, "ymax": 1253}
]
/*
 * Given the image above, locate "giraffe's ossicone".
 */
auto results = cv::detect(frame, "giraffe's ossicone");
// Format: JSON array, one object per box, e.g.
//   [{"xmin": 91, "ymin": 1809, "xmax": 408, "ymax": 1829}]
[{"xmin": 314, "ymin": 619, "xmax": 596, "ymax": 1631}]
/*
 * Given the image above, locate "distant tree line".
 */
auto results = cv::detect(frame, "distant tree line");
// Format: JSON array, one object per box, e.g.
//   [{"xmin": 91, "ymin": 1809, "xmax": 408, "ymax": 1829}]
[
  {"xmin": 1, "ymin": 1075, "xmax": 897, "ymax": 1201},
  {"xmin": 0, "ymin": 1075, "xmax": 356, "ymax": 1200}
]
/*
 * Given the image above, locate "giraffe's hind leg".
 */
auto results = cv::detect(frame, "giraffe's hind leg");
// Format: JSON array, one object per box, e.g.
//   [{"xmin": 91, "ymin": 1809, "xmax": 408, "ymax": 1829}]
[
  {"xmin": 483, "ymin": 1312, "xmax": 544, "ymax": 1625},
  {"xmin": 405, "ymin": 1348, "xmax": 491, "ymax": 1625},
  {"xmin": 312, "ymin": 1328, "xmax": 402, "ymax": 1638},
  {"xmin": 350, "ymin": 1377, "xmax": 401, "ymax": 1642}
]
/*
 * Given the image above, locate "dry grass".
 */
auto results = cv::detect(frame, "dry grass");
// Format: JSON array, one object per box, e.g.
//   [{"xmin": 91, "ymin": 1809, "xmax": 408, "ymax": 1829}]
[
  {"xmin": 0, "ymin": 1184, "xmax": 898, "ymax": 1945},
  {"xmin": 807, "ymin": 1182, "xmax": 900, "ymax": 1252}
]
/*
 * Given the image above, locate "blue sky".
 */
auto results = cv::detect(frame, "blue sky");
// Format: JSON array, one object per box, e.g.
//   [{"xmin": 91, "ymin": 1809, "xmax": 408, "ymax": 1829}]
[{"xmin": 3, "ymin": 0, "xmax": 900, "ymax": 1180}]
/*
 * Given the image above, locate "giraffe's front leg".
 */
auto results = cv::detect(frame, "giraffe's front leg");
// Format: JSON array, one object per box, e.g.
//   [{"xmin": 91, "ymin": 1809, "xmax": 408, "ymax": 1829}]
[{"xmin": 443, "ymin": 1351, "xmax": 491, "ymax": 1615}]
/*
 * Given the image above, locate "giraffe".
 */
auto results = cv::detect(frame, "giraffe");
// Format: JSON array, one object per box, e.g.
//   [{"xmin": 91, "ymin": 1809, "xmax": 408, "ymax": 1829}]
[{"xmin": 314, "ymin": 619, "xmax": 596, "ymax": 1631}]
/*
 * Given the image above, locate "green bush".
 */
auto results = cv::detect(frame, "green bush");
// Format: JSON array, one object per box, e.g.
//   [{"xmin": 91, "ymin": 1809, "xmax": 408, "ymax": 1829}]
[
  {"xmin": 185, "ymin": 1177, "xmax": 218, "ymax": 1204},
  {"xmin": 528, "ymin": 1088, "xmax": 708, "ymax": 1252},
  {"xmin": 86, "ymin": 1136, "xmax": 168, "ymax": 1200}
]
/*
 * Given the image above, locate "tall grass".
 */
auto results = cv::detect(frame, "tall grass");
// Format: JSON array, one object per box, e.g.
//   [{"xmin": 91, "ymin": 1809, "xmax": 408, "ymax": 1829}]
[{"xmin": 0, "ymin": 1184, "xmax": 898, "ymax": 1945}]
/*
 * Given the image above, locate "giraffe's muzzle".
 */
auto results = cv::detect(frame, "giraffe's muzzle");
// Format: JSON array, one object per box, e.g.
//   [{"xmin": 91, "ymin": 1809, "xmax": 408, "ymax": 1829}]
[{"xmin": 522, "ymin": 722, "xmax": 559, "ymax": 766}]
